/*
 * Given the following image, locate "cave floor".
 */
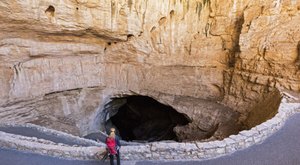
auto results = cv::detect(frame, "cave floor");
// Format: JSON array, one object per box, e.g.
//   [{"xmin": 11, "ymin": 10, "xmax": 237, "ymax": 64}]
[{"xmin": 1, "ymin": 113, "xmax": 300, "ymax": 165}]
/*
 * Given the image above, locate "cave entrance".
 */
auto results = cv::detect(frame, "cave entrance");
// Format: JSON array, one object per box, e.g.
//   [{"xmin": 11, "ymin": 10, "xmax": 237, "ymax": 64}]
[{"xmin": 106, "ymin": 96, "xmax": 190, "ymax": 142}]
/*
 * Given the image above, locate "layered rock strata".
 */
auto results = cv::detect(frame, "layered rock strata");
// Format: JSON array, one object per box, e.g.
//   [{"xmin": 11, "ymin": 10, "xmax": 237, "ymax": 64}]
[{"xmin": 0, "ymin": 0, "xmax": 299, "ymax": 140}]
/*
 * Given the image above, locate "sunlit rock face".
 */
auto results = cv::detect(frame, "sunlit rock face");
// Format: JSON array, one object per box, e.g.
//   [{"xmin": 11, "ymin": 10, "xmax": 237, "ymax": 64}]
[{"xmin": 0, "ymin": 0, "xmax": 299, "ymax": 141}]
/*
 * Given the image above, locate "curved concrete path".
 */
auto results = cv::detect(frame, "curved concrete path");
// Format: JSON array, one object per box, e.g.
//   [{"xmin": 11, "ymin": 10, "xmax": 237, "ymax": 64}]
[
  {"xmin": 0, "ymin": 126, "xmax": 93, "ymax": 146},
  {"xmin": 1, "ymin": 113, "xmax": 300, "ymax": 165},
  {"xmin": 142, "ymin": 113, "xmax": 300, "ymax": 165}
]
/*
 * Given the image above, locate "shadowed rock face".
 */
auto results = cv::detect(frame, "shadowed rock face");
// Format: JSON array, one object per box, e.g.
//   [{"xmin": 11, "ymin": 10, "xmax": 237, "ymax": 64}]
[
  {"xmin": 104, "ymin": 95, "xmax": 243, "ymax": 142},
  {"xmin": 109, "ymin": 96, "xmax": 190, "ymax": 142},
  {"xmin": 101, "ymin": 90, "xmax": 282, "ymax": 142}
]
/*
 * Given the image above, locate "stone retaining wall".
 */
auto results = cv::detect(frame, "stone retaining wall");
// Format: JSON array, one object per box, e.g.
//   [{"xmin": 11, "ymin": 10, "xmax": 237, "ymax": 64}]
[
  {"xmin": 0, "ymin": 100, "xmax": 299, "ymax": 160},
  {"xmin": 0, "ymin": 123, "xmax": 103, "ymax": 147},
  {"xmin": 121, "ymin": 102, "xmax": 300, "ymax": 160},
  {"xmin": 0, "ymin": 131, "xmax": 103, "ymax": 159}
]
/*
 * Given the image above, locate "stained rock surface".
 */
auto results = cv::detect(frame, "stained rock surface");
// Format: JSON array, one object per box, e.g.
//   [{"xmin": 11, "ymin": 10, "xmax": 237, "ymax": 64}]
[{"xmin": 0, "ymin": 0, "xmax": 299, "ymax": 141}]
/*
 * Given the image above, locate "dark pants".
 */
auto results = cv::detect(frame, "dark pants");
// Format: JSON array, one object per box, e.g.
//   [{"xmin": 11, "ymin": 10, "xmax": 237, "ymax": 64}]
[{"xmin": 109, "ymin": 150, "xmax": 120, "ymax": 165}]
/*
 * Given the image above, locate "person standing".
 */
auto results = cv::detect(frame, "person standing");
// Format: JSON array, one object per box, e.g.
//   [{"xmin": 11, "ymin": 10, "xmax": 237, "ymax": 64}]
[{"xmin": 106, "ymin": 128, "xmax": 121, "ymax": 165}]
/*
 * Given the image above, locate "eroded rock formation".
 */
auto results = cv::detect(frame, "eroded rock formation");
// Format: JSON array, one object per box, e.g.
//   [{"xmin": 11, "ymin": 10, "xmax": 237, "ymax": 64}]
[{"xmin": 0, "ymin": 0, "xmax": 299, "ymax": 141}]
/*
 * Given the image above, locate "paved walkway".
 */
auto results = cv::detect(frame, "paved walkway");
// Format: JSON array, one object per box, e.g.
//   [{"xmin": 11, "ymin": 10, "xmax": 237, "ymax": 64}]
[
  {"xmin": 1, "ymin": 113, "xmax": 300, "ymax": 165},
  {"xmin": 141, "ymin": 113, "xmax": 300, "ymax": 165},
  {"xmin": 0, "ymin": 126, "xmax": 92, "ymax": 146}
]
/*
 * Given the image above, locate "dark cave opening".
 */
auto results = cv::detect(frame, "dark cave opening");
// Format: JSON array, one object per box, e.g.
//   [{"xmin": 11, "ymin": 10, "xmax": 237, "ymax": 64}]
[
  {"xmin": 45, "ymin": 5, "xmax": 55, "ymax": 17},
  {"xmin": 108, "ymin": 96, "xmax": 190, "ymax": 142}
]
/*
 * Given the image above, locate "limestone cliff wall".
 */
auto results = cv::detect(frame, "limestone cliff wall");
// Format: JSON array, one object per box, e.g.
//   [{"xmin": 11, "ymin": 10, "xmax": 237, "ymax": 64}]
[{"xmin": 0, "ymin": 0, "xmax": 299, "ymax": 135}]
